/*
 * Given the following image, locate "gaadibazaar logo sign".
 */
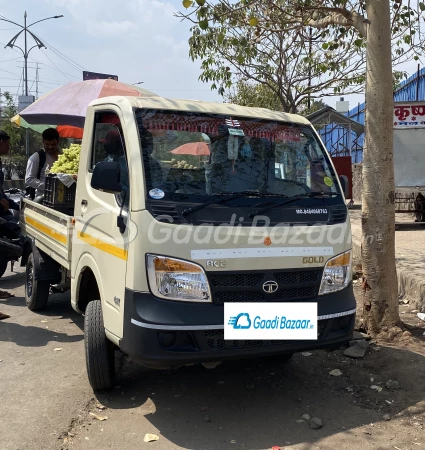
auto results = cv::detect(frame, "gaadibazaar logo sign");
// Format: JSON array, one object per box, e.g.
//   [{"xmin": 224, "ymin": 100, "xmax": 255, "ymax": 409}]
[
  {"xmin": 224, "ymin": 303, "xmax": 318, "ymax": 340},
  {"xmin": 394, "ymin": 102, "xmax": 425, "ymax": 128}
]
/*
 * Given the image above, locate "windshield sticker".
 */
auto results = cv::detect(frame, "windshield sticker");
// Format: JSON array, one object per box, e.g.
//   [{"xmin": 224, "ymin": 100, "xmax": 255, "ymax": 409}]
[
  {"xmin": 149, "ymin": 188, "xmax": 165, "ymax": 199},
  {"xmin": 324, "ymin": 177, "xmax": 333, "ymax": 187}
]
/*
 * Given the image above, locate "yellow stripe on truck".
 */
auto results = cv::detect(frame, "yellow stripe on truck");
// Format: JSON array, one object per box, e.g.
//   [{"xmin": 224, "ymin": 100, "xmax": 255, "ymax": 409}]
[
  {"xmin": 77, "ymin": 231, "xmax": 128, "ymax": 261},
  {"xmin": 25, "ymin": 215, "xmax": 67, "ymax": 245}
]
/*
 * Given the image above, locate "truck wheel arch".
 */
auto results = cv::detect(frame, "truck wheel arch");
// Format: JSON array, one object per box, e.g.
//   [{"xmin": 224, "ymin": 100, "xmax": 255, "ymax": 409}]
[
  {"xmin": 73, "ymin": 254, "xmax": 104, "ymax": 314},
  {"xmin": 20, "ymin": 239, "xmax": 33, "ymax": 267}
]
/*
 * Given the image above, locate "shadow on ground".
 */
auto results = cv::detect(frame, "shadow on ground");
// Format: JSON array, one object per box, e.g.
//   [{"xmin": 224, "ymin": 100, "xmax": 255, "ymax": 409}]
[
  {"xmin": 0, "ymin": 269, "xmax": 25, "ymax": 289},
  {"xmin": 93, "ymin": 343, "xmax": 425, "ymax": 449},
  {"xmin": 0, "ymin": 292, "xmax": 83, "ymax": 346}
]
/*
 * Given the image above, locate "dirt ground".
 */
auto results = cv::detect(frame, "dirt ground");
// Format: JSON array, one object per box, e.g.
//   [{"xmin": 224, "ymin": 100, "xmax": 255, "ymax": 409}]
[
  {"xmin": 65, "ymin": 286, "xmax": 425, "ymax": 450},
  {"xmin": 1, "ymin": 269, "xmax": 424, "ymax": 450}
]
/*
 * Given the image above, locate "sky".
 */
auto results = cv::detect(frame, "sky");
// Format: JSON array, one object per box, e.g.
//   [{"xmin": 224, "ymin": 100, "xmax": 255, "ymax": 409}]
[
  {"xmin": 0, "ymin": 0, "xmax": 422, "ymax": 114},
  {"xmin": 0, "ymin": 0, "xmax": 223, "ymax": 106}
]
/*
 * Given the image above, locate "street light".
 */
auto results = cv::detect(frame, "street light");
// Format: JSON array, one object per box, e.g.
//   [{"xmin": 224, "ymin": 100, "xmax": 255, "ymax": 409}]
[
  {"xmin": 132, "ymin": 81, "xmax": 144, "ymax": 85},
  {"xmin": 1, "ymin": 11, "xmax": 64, "ymax": 96}
]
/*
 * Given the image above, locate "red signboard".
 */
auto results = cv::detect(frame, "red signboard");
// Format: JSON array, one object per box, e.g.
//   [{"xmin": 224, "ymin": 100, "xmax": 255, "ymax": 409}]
[{"xmin": 394, "ymin": 101, "xmax": 425, "ymax": 128}]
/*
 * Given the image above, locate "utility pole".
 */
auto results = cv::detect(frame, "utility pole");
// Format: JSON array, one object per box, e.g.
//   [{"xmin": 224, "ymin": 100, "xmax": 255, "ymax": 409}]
[
  {"xmin": 36, "ymin": 63, "xmax": 40, "ymax": 100},
  {"xmin": 308, "ymin": 26, "xmax": 312, "ymax": 111},
  {"xmin": 1, "ymin": 11, "xmax": 64, "ymax": 156}
]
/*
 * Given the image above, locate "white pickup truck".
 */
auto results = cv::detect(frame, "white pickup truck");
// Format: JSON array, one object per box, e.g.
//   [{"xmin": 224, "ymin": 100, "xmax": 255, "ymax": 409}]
[{"xmin": 20, "ymin": 96, "xmax": 356, "ymax": 391}]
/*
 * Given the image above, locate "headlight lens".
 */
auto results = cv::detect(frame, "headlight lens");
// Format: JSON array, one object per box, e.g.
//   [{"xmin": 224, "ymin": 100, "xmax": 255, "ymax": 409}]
[
  {"xmin": 319, "ymin": 250, "xmax": 352, "ymax": 295},
  {"xmin": 146, "ymin": 255, "xmax": 211, "ymax": 302}
]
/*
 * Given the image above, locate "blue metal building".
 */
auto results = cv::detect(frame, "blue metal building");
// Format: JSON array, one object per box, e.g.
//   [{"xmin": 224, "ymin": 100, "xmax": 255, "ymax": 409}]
[{"xmin": 317, "ymin": 66, "xmax": 425, "ymax": 163}]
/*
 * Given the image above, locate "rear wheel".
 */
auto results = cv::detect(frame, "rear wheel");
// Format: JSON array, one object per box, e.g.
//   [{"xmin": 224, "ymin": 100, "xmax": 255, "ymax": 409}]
[
  {"xmin": 84, "ymin": 300, "xmax": 115, "ymax": 390},
  {"xmin": 25, "ymin": 253, "xmax": 50, "ymax": 311}
]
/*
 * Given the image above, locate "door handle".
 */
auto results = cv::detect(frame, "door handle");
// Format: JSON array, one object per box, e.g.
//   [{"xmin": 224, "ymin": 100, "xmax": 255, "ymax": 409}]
[{"xmin": 81, "ymin": 199, "xmax": 88, "ymax": 207}]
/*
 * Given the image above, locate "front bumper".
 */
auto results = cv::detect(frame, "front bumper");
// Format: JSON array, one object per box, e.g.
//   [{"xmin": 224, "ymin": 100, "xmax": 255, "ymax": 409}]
[{"xmin": 119, "ymin": 285, "xmax": 356, "ymax": 369}]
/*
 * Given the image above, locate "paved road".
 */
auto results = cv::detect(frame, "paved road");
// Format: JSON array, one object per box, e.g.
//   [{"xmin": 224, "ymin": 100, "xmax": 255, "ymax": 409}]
[
  {"xmin": 0, "ymin": 265, "xmax": 92, "ymax": 450},
  {"xmin": 1, "ymin": 266, "xmax": 424, "ymax": 450}
]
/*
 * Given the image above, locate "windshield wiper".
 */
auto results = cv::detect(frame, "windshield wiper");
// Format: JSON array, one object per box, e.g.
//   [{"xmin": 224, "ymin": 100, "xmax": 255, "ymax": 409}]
[
  {"xmin": 182, "ymin": 190, "xmax": 270, "ymax": 216},
  {"xmin": 249, "ymin": 191, "xmax": 340, "ymax": 218}
]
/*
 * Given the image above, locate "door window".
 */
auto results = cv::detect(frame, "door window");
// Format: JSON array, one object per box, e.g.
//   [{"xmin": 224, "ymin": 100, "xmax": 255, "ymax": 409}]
[{"xmin": 91, "ymin": 113, "xmax": 130, "ymax": 206}]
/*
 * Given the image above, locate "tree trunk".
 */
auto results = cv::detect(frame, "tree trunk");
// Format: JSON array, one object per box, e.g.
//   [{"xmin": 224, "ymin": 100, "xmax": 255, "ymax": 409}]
[{"xmin": 361, "ymin": 0, "xmax": 399, "ymax": 333}]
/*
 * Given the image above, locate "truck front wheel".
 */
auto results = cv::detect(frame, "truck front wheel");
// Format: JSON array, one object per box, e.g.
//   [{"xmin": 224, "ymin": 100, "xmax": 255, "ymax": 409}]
[
  {"xmin": 84, "ymin": 300, "xmax": 115, "ymax": 390},
  {"xmin": 25, "ymin": 253, "xmax": 50, "ymax": 311}
]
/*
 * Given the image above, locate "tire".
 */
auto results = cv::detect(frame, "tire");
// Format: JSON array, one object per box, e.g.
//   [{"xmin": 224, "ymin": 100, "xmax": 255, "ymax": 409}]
[
  {"xmin": 0, "ymin": 255, "xmax": 8, "ymax": 279},
  {"xmin": 25, "ymin": 253, "xmax": 50, "ymax": 311},
  {"xmin": 84, "ymin": 300, "xmax": 115, "ymax": 390}
]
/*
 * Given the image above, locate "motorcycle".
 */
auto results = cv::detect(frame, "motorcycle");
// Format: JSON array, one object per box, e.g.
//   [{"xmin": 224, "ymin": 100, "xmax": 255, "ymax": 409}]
[{"xmin": 0, "ymin": 188, "xmax": 25, "ymax": 278}]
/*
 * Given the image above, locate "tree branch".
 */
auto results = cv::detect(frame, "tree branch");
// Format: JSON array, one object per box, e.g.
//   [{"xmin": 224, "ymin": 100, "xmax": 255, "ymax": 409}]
[{"xmin": 307, "ymin": 10, "xmax": 367, "ymax": 38}]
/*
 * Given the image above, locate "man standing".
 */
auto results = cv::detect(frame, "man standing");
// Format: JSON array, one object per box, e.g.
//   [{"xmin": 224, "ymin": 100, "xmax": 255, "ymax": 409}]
[
  {"xmin": 25, "ymin": 128, "xmax": 60, "ymax": 198},
  {"xmin": 0, "ymin": 130, "xmax": 15, "ymax": 317}
]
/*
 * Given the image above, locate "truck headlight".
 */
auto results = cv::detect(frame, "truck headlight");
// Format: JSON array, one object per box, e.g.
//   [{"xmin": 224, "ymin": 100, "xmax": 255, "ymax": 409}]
[
  {"xmin": 147, "ymin": 255, "xmax": 211, "ymax": 302},
  {"xmin": 319, "ymin": 250, "xmax": 352, "ymax": 295}
]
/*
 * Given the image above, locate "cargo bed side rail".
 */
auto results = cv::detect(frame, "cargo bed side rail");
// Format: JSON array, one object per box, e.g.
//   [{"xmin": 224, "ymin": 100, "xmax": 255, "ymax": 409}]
[{"xmin": 21, "ymin": 199, "xmax": 73, "ymax": 270}]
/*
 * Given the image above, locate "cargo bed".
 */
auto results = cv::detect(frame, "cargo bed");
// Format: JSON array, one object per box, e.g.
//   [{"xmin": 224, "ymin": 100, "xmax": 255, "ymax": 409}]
[{"xmin": 20, "ymin": 198, "xmax": 73, "ymax": 270}]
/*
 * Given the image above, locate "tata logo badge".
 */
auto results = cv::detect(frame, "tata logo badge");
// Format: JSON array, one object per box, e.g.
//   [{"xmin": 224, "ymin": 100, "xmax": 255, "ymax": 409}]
[
  {"xmin": 263, "ymin": 280, "xmax": 278, "ymax": 294},
  {"xmin": 206, "ymin": 260, "xmax": 226, "ymax": 268},
  {"xmin": 264, "ymin": 237, "xmax": 272, "ymax": 246}
]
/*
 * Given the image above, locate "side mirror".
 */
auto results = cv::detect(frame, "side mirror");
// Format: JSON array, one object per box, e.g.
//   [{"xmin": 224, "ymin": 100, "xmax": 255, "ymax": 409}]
[
  {"xmin": 91, "ymin": 161, "xmax": 122, "ymax": 194},
  {"xmin": 339, "ymin": 175, "xmax": 349, "ymax": 198}
]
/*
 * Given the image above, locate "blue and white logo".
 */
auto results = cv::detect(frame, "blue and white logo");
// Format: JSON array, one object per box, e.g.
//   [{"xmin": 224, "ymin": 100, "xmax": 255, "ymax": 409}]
[
  {"xmin": 224, "ymin": 302, "xmax": 318, "ymax": 341},
  {"xmin": 228, "ymin": 313, "xmax": 252, "ymax": 329}
]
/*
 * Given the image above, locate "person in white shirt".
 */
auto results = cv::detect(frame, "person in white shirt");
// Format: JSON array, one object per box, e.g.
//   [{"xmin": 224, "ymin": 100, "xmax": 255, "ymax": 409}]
[{"xmin": 25, "ymin": 128, "xmax": 60, "ymax": 198}]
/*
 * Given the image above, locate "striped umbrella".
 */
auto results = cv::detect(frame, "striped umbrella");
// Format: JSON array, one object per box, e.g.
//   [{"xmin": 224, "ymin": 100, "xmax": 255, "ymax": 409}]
[{"xmin": 11, "ymin": 79, "xmax": 158, "ymax": 138}]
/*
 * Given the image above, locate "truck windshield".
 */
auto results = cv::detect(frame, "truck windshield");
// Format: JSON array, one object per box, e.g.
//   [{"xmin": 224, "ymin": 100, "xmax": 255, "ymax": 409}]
[{"xmin": 136, "ymin": 109, "xmax": 339, "ymax": 201}]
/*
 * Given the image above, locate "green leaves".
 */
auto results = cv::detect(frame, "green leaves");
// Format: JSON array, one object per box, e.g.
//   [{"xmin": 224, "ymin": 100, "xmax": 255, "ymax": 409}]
[
  {"xmin": 177, "ymin": 0, "xmax": 424, "ymax": 114},
  {"xmin": 199, "ymin": 19, "xmax": 209, "ymax": 30}
]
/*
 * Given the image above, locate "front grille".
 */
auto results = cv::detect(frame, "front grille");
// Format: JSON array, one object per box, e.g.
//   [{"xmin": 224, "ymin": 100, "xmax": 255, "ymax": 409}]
[
  {"xmin": 215, "ymin": 291, "xmax": 265, "ymax": 303},
  {"xmin": 330, "ymin": 206, "xmax": 347, "ymax": 224},
  {"xmin": 149, "ymin": 203, "xmax": 181, "ymax": 223},
  {"xmin": 204, "ymin": 320, "xmax": 328, "ymax": 350},
  {"xmin": 207, "ymin": 268, "xmax": 322, "ymax": 305},
  {"xmin": 208, "ymin": 273, "xmax": 264, "ymax": 287},
  {"xmin": 274, "ymin": 286, "xmax": 319, "ymax": 300},
  {"xmin": 274, "ymin": 270, "xmax": 321, "ymax": 285}
]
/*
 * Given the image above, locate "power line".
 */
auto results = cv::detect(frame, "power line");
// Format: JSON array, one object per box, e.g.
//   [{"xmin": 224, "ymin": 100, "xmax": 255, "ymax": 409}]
[
  {"xmin": 0, "ymin": 57, "xmax": 22, "ymax": 63},
  {"xmin": 40, "ymin": 49, "xmax": 72, "ymax": 82},
  {"xmin": 47, "ymin": 46, "xmax": 84, "ymax": 73},
  {"xmin": 0, "ymin": 67, "xmax": 21, "ymax": 77},
  {"xmin": 15, "ymin": 70, "xmax": 22, "ymax": 102},
  {"xmin": 41, "ymin": 37, "xmax": 87, "ymax": 72},
  {"xmin": 27, "ymin": 57, "xmax": 80, "ymax": 80}
]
